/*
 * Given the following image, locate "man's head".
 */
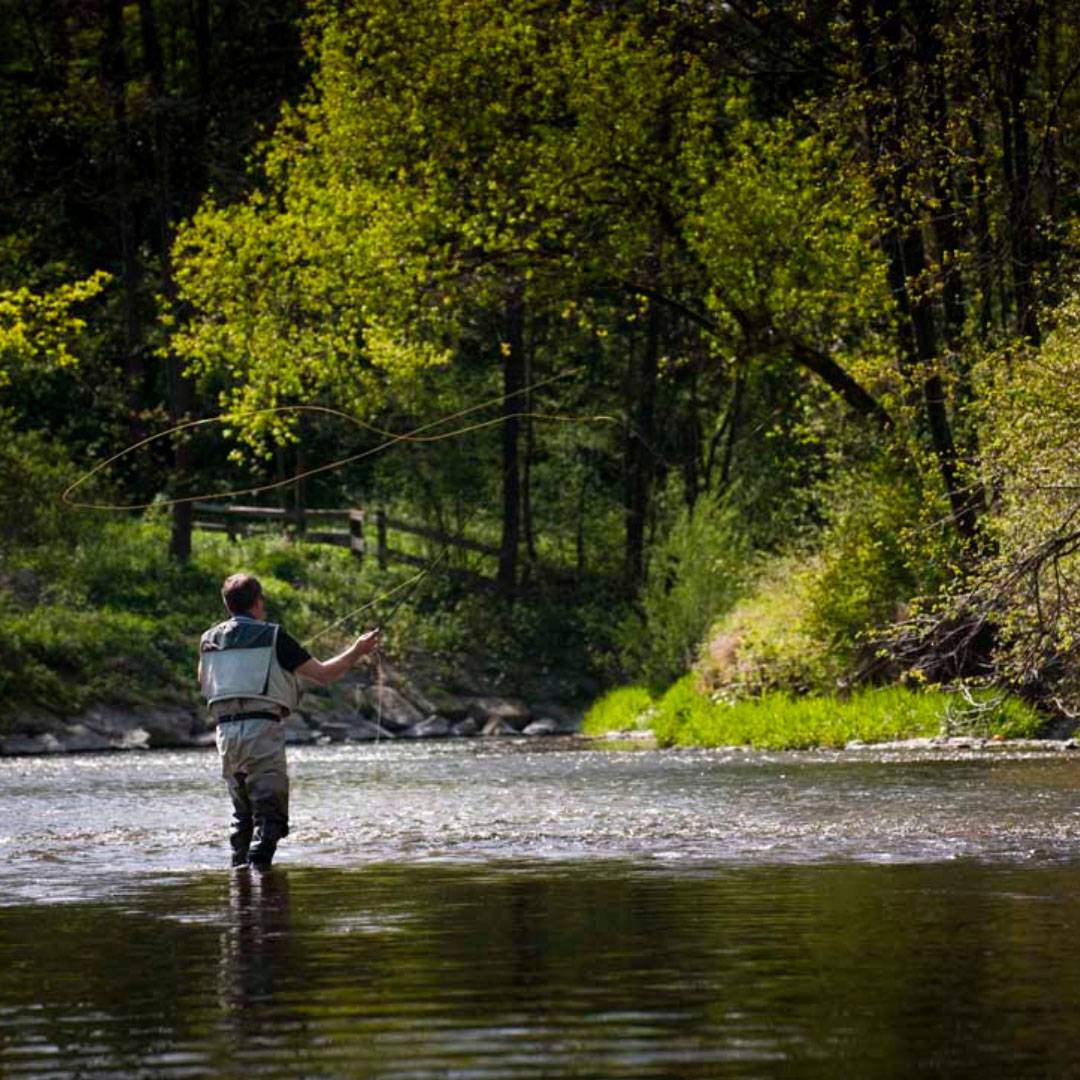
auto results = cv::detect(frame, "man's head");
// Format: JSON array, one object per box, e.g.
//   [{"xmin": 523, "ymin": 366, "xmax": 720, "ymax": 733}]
[{"xmin": 222, "ymin": 573, "xmax": 264, "ymax": 617}]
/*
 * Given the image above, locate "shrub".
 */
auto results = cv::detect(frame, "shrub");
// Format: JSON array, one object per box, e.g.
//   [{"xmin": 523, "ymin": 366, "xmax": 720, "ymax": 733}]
[
  {"xmin": 802, "ymin": 462, "xmax": 952, "ymax": 669},
  {"xmin": 699, "ymin": 555, "xmax": 839, "ymax": 696},
  {"xmin": 581, "ymin": 685, "xmax": 654, "ymax": 735},
  {"xmin": 0, "ymin": 603, "xmax": 182, "ymax": 713},
  {"xmin": 618, "ymin": 492, "xmax": 749, "ymax": 690},
  {"xmin": 700, "ymin": 462, "xmax": 953, "ymax": 697},
  {"xmin": 0, "ymin": 412, "xmax": 87, "ymax": 559},
  {"xmin": 937, "ymin": 298, "xmax": 1080, "ymax": 712}
]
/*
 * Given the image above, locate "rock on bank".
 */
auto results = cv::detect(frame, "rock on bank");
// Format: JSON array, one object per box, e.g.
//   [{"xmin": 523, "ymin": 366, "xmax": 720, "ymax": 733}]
[{"xmin": 0, "ymin": 660, "xmax": 584, "ymax": 755}]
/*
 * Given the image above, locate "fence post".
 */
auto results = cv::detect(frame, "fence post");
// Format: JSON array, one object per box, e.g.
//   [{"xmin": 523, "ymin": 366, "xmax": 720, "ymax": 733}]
[
  {"xmin": 375, "ymin": 509, "xmax": 388, "ymax": 570},
  {"xmin": 349, "ymin": 509, "xmax": 365, "ymax": 562}
]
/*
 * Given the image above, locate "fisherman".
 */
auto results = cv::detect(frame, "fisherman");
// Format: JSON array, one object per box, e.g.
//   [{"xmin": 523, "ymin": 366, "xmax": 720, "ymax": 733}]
[{"xmin": 198, "ymin": 573, "xmax": 380, "ymax": 870}]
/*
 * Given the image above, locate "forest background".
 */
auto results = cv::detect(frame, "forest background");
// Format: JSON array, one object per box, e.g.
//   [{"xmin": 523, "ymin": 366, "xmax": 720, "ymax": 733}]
[{"xmin": 3, "ymin": 0, "xmax": 1079, "ymax": 746}]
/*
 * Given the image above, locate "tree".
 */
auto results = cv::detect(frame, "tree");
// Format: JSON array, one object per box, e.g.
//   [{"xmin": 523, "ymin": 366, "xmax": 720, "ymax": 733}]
[
  {"xmin": 0, "ymin": 273, "xmax": 110, "ymax": 389},
  {"xmin": 171, "ymin": 0, "xmax": 732, "ymax": 593},
  {"xmin": 0, "ymin": 0, "xmax": 306, "ymax": 558}
]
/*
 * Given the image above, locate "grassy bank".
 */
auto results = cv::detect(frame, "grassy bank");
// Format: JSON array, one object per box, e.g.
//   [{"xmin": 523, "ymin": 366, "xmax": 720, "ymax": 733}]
[
  {"xmin": 0, "ymin": 514, "xmax": 610, "ymax": 724},
  {"xmin": 0, "ymin": 518, "xmax": 385, "ymax": 719},
  {"xmin": 582, "ymin": 675, "xmax": 1046, "ymax": 750}
]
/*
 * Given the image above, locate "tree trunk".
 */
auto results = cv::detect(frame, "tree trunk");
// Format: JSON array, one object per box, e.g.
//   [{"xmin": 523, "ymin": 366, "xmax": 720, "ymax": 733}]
[
  {"xmin": 521, "ymin": 330, "xmax": 537, "ymax": 577},
  {"xmin": 498, "ymin": 286, "xmax": 525, "ymax": 598},
  {"xmin": 717, "ymin": 362, "xmax": 746, "ymax": 492},
  {"xmin": 101, "ymin": 0, "xmax": 142, "ymax": 395},
  {"xmin": 134, "ymin": 0, "xmax": 195, "ymax": 563},
  {"xmin": 854, "ymin": 0, "xmax": 979, "ymax": 545},
  {"xmin": 967, "ymin": 111, "xmax": 996, "ymax": 340},
  {"xmin": 624, "ymin": 293, "xmax": 660, "ymax": 588},
  {"xmin": 1003, "ymin": 4, "xmax": 1040, "ymax": 343}
]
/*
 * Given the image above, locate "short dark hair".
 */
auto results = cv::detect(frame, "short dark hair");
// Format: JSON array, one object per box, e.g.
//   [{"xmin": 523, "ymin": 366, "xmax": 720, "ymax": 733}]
[{"xmin": 222, "ymin": 573, "xmax": 263, "ymax": 615}]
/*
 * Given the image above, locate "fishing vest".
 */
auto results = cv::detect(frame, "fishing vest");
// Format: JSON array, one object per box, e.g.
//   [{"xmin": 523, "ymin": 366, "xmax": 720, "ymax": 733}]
[{"xmin": 199, "ymin": 616, "xmax": 301, "ymax": 715}]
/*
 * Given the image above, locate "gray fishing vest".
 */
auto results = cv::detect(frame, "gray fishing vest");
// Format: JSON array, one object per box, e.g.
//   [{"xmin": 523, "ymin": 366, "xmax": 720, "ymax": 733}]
[{"xmin": 199, "ymin": 616, "xmax": 301, "ymax": 714}]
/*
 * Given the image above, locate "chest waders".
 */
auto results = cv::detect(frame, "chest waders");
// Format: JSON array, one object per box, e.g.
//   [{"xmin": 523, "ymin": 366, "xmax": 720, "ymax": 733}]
[{"xmin": 200, "ymin": 617, "xmax": 301, "ymax": 869}]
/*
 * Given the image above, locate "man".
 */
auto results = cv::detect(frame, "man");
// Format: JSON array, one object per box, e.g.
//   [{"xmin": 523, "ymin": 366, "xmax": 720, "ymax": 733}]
[{"xmin": 198, "ymin": 573, "xmax": 379, "ymax": 870}]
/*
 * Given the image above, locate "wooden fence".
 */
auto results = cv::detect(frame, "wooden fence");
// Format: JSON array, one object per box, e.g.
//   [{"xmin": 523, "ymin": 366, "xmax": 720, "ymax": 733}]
[{"xmin": 192, "ymin": 502, "xmax": 499, "ymax": 584}]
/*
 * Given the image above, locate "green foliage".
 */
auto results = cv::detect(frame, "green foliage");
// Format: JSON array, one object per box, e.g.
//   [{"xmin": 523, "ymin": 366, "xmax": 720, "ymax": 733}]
[
  {"xmin": 644, "ymin": 676, "xmax": 1043, "ymax": 750},
  {"xmin": 941, "ymin": 690, "xmax": 1050, "ymax": 741},
  {"xmin": 688, "ymin": 114, "xmax": 890, "ymax": 361},
  {"xmin": 0, "ymin": 508, "xmax": 619, "ymax": 716},
  {"xmin": 580, "ymin": 686, "xmax": 654, "ymax": 736},
  {"xmin": 699, "ymin": 461, "xmax": 954, "ymax": 696},
  {"xmin": 618, "ymin": 491, "xmax": 749, "ymax": 689},
  {"xmin": 802, "ymin": 463, "xmax": 953, "ymax": 666},
  {"xmin": 0, "ymin": 603, "xmax": 180, "ymax": 713},
  {"xmin": 699, "ymin": 555, "xmax": 837, "ymax": 696},
  {"xmin": 10, "ymin": 0, "xmax": 1080, "ymax": 731},
  {"xmin": 934, "ymin": 291, "xmax": 1080, "ymax": 710},
  {"xmin": 0, "ymin": 413, "xmax": 89, "ymax": 557},
  {"xmin": 0, "ymin": 516, "xmax": 395, "ymax": 714},
  {"xmin": 0, "ymin": 273, "xmax": 110, "ymax": 388},
  {"xmin": 168, "ymin": 0, "xmax": 727, "ymax": 572},
  {"xmin": 392, "ymin": 572, "xmax": 633, "ymax": 695}
]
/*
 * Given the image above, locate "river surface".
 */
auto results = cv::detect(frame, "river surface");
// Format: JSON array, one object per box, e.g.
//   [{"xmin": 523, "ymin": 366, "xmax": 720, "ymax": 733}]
[{"xmin": 4, "ymin": 738, "xmax": 1080, "ymax": 1077}]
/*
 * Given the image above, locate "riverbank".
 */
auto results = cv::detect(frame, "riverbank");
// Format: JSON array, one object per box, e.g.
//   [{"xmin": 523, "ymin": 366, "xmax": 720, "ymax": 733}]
[
  {"xmin": 0, "ymin": 653, "xmax": 584, "ymax": 755},
  {"xmin": 0, "ymin": 516, "xmax": 607, "ymax": 755},
  {"xmin": 586, "ymin": 729, "xmax": 1080, "ymax": 758},
  {"xmin": 4, "ymin": 649, "xmax": 1059, "ymax": 757},
  {"xmin": 0, "ymin": 521, "xmax": 1059, "ymax": 757},
  {"xmin": 581, "ymin": 676, "xmax": 1055, "ymax": 751}
]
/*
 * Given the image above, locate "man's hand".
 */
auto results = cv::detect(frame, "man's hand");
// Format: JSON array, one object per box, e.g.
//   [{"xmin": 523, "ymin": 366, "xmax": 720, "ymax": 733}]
[
  {"xmin": 297, "ymin": 628, "xmax": 381, "ymax": 686},
  {"xmin": 352, "ymin": 628, "xmax": 381, "ymax": 660}
]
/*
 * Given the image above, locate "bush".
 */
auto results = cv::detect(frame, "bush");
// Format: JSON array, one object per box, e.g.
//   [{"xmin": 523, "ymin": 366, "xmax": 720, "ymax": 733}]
[
  {"xmin": 581, "ymin": 685, "xmax": 654, "ymax": 735},
  {"xmin": 618, "ymin": 492, "xmax": 749, "ymax": 690},
  {"xmin": 699, "ymin": 462, "xmax": 953, "ymax": 697},
  {"xmin": 0, "ymin": 412, "xmax": 87, "ymax": 559},
  {"xmin": 944, "ymin": 297, "xmax": 1080, "ymax": 712},
  {"xmin": 699, "ymin": 555, "xmax": 837, "ymax": 696},
  {"xmin": 802, "ymin": 462, "xmax": 952, "ymax": 668},
  {"xmin": 0, "ymin": 601, "xmax": 183, "ymax": 713}
]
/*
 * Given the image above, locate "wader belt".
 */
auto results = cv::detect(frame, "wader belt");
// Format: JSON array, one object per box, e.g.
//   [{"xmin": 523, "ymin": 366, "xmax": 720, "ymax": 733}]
[{"xmin": 216, "ymin": 711, "xmax": 282, "ymax": 725}]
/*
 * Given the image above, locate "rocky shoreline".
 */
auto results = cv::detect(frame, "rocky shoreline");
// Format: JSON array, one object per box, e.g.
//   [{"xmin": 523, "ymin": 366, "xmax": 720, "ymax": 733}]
[
  {"xmin": 0, "ymin": 657, "xmax": 584, "ymax": 756},
  {"xmin": 591, "ymin": 729, "xmax": 1080, "ymax": 754}
]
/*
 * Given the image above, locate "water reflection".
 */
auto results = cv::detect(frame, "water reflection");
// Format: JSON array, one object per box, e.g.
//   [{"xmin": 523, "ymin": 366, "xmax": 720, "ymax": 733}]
[
  {"xmin": 4, "ymin": 861, "xmax": 1080, "ymax": 1077},
  {"xmin": 219, "ymin": 870, "xmax": 294, "ymax": 1027},
  {"xmin": 5, "ymin": 742, "xmax": 1080, "ymax": 1075}
]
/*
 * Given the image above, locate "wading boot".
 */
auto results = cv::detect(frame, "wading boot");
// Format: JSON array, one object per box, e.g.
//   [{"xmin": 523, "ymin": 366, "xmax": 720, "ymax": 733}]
[
  {"xmin": 230, "ymin": 818, "xmax": 253, "ymax": 868},
  {"xmin": 248, "ymin": 818, "xmax": 286, "ymax": 871}
]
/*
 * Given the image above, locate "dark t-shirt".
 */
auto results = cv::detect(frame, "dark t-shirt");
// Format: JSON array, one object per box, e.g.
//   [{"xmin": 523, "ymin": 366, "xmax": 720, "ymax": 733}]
[{"xmin": 275, "ymin": 627, "xmax": 311, "ymax": 673}]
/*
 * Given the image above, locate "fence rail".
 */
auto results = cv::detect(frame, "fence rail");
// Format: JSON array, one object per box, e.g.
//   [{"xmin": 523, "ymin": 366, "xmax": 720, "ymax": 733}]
[{"xmin": 192, "ymin": 502, "xmax": 496, "ymax": 585}]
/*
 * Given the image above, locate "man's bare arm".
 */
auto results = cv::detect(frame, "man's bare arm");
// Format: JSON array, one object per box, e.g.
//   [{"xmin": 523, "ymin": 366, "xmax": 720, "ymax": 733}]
[{"xmin": 296, "ymin": 629, "xmax": 380, "ymax": 686}]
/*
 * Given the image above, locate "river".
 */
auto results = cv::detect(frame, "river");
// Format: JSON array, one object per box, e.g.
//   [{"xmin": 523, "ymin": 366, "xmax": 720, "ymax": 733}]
[{"xmin": 3, "ymin": 738, "xmax": 1080, "ymax": 1077}]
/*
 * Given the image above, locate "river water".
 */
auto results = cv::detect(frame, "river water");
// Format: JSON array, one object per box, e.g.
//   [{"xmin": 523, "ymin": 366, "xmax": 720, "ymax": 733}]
[{"xmin": 4, "ymin": 738, "xmax": 1080, "ymax": 1077}]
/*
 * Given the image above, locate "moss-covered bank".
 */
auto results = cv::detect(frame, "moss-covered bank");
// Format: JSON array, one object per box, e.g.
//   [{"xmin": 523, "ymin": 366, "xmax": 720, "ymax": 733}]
[{"xmin": 582, "ymin": 675, "xmax": 1046, "ymax": 750}]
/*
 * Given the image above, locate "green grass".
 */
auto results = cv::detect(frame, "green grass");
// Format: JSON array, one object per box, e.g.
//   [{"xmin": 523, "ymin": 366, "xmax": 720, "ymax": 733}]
[
  {"xmin": 580, "ymin": 685, "xmax": 654, "ymax": 735},
  {"xmin": 0, "ymin": 514, "xmax": 619, "ymax": 722},
  {"xmin": 583, "ymin": 675, "xmax": 1046, "ymax": 749},
  {"xmin": 0, "ymin": 517, "xmax": 411, "ymax": 720}
]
